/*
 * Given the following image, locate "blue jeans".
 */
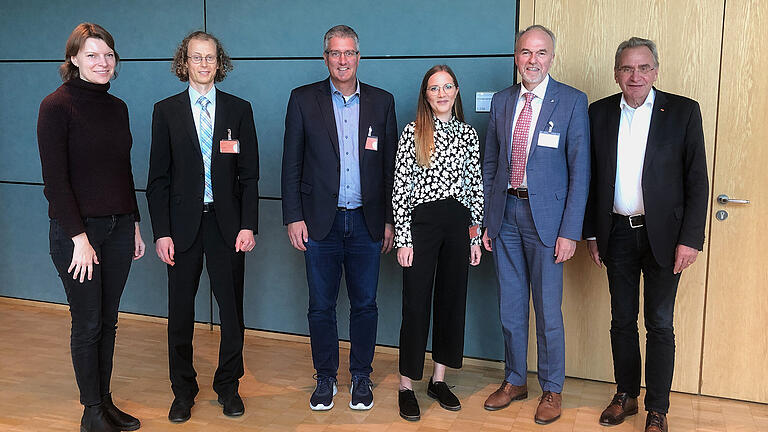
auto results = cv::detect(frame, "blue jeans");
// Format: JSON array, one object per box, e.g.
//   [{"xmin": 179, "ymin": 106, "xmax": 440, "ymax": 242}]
[{"xmin": 305, "ymin": 209, "xmax": 381, "ymax": 379}]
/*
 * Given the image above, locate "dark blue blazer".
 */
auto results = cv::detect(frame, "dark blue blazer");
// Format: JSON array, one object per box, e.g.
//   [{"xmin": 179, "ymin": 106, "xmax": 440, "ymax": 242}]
[
  {"xmin": 281, "ymin": 78, "xmax": 397, "ymax": 241},
  {"xmin": 483, "ymin": 78, "xmax": 590, "ymax": 247}
]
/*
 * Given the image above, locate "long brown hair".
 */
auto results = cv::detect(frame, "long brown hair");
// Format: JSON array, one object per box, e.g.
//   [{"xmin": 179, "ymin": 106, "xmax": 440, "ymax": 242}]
[
  {"xmin": 414, "ymin": 65, "xmax": 464, "ymax": 167},
  {"xmin": 171, "ymin": 31, "xmax": 234, "ymax": 83},
  {"xmin": 59, "ymin": 23, "xmax": 119, "ymax": 82}
]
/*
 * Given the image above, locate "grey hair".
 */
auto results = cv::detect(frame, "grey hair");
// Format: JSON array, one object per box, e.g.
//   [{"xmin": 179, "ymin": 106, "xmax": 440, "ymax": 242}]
[
  {"xmin": 614, "ymin": 37, "xmax": 659, "ymax": 68},
  {"xmin": 515, "ymin": 24, "xmax": 557, "ymax": 52},
  {"xmin": 323, "ymin": 24, "xmax": 359, "ymax": 53}
]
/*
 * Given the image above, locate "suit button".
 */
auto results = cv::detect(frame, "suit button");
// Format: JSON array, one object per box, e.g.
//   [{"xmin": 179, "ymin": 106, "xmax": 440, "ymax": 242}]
[{"xmin": 332, "ymin": 193, "xmax": 338, "ymax": 198}]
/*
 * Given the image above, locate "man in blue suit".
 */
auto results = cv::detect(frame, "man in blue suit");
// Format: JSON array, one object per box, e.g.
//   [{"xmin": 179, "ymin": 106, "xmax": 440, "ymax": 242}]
[
  {"xmin": 281, "ymin": 25, "xmax": 397, "ymax": 412},
  {"xmin": 481, "ymin": 25, "xmax": 590, "ymax": 424}
]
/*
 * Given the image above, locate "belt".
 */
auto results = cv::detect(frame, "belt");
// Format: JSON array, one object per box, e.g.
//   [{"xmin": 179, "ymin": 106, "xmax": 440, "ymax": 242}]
[
  {"xmin": 203, "ymin": 202, "xmax": 214, "ymax": 213},
  {"xmin": 507, "ymin": 188, "xmax": 529, "ymax": 199},
  {"xmin": 613, "ymin": 213, "xmax": 645, "ymax": 228},
  {"xmin": 337, "ymin": 206, "xmax": 361, "ymax": 211}
]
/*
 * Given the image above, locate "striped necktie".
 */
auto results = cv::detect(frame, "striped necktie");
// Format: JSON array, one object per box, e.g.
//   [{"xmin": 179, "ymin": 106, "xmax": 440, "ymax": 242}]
[{"xmin": 197, "ymin": 96, "xmax": 214, "ymax": 203}]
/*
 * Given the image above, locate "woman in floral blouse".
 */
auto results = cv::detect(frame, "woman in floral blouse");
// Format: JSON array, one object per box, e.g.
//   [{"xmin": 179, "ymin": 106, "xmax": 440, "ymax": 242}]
[{"xmin": 393, "ymin": 64, "xmax": 483, "ymax": 421}]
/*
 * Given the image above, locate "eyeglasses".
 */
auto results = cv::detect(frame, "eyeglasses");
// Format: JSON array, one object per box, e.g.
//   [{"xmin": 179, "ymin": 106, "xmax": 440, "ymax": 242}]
[
  {"xmin": 188, "ymin": 55, "xmax": 217, "ymax": 64},
  {"xmin": 426, "ymin": 83, "xmax": 457, "ymax": 94},
  {"xmin": 325, "ymin": 50, "xmax": 359, "ymax": 59},
  {"xmin": 616, "ymin": 65, "xmax": 655, "ymax": 75}
]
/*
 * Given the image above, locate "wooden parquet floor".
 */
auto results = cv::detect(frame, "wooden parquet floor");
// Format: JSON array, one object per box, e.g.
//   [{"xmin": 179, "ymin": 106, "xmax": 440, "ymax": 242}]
[{"xmin": 1, "ymin": 297, "xmax": 767, "ymax": 431}]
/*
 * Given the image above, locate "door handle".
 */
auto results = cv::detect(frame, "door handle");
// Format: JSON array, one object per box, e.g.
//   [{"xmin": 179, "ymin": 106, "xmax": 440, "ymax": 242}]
[{"xmin": 717, "ymin": 194, "xmax": 750, "ymax": 205}]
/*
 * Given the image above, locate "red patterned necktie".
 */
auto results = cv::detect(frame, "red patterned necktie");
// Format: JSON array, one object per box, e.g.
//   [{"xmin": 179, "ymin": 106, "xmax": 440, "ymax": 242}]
[{"xmin": 509, "ymin": 92, "xmax": 535, "ymax": 188}]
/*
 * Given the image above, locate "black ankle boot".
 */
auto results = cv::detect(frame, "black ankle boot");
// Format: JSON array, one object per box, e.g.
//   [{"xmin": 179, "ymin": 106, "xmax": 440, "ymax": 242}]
[
  {"xmin": 81, "ymin": 403, "xmax": 119, "ymax": 432},
  {"xmin": 102, "ymin": 393, "xmax": 141, "ymax": 431}
]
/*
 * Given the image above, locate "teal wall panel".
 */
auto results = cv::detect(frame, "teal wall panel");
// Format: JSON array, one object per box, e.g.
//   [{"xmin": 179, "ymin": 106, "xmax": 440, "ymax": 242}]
[
  {"xmin": 207, "ymin": 0, "xmax": 516, "ymax": 57},
  {"xmin": 2, "ymin": 0, "xmax": 517, "ymax": 362},
  {"xmin": 0, "ymin": 0, "xmax": 204, "ymax": 60}
]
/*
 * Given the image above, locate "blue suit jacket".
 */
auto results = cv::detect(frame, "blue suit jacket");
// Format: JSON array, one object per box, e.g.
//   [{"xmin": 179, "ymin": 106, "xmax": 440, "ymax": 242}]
[
  {"xmin": 281, "ymin": 78, "xmax": 398, "ymax": 241},
  {"xmin": 482, "ymin": 77, "xmax": 590, "ymax": 247}
]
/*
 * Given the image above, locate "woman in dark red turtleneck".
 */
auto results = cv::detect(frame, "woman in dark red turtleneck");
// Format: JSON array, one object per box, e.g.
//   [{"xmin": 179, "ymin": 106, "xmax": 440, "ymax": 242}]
[{"xmin": 37, "ymin": 23, "xmax": 144, "ymax": 432}]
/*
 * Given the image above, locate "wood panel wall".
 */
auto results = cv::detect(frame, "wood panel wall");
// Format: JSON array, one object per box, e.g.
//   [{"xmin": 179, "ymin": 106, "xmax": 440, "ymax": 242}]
[{"xmin": 518, "ymin": 0, "xmax": 723, "ymax": 394}]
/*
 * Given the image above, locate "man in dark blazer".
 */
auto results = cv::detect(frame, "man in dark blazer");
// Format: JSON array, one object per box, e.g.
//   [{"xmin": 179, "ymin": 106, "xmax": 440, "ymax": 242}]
[
  {"xmin": 481, "ymin": 25, "xmax": 590, "ymax": 425},
  {"xmin": 146, "ymin": 31, "xmax": 259, "ymax": 423},
  {"xmin": 281, "ymin": 25, "xmax": 397, "ymax": 412},
  {"xmin": 583, "ymin": 37, "xmax": 708, "ymax": 432}
]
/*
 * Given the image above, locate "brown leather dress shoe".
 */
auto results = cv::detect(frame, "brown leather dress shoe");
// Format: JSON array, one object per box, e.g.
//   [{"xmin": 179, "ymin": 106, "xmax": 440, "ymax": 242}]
[
  {"xmin": 645, "ymin": 411, "xmax": 668, "ymax": 432},
  {"xmin": 534, "ymin": 391, "xmax": 562, "ymax": 425},
  {"xmin": 483, "ymin": 381, "xmax": 528, "ymax": 411},
  {"xmin": 599, "ymin": 392, "xmax": 638, "ymax": 426}
]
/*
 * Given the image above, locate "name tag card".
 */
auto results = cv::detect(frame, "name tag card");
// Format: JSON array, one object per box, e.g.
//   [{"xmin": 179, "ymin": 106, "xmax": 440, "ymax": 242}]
[
  {"xmin": 220, "ymin": 139, "xmax": 239, "ymax": 153},
  {"xmin": 537, "ymin": 131, "xmax": 560, "ymax": 149},
  {"xmin": 469, "ymin": 224, "xmax": 481, "ymax": 239},
  {"xmin": 220, "ymin": 128, "xmax": 240, "ymax": 153},
  {"xmin": 365, "ymin": 136, "xmax": 378, "ymax": 151}
]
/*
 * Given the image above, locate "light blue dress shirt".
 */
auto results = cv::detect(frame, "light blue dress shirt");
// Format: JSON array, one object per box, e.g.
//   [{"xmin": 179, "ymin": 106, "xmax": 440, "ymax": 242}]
[
  {"xmin": 330, "ymin": 80, "xmax": 362, "ymax": 209},
  {"xmin": 189, "ymin": 86, "xmax": 216, "ymax": 203}
]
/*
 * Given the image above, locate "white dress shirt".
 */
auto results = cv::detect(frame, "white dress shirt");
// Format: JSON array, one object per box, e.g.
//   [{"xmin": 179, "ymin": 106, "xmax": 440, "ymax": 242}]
[
  {"xmin": 510, "ymin": 74, "xmax": 550, "ymax": 188},
  {"xmin": 613, "ymin": 88, "xmax": 655, "ymax": 216}
]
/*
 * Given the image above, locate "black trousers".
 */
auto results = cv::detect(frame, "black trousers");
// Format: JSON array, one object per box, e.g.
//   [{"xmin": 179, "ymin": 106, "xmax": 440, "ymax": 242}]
[
  {"xmin": 602, "ymin": 215, "xmax": 681, "ymax": 414},
  {"xmin": 49, "ymin": 214, "xmax": 135, "ymax": 406},
  {"xmin": 167, "ymin": 210, "xmax": 245, "ymax": 401},
  {"xmin": 399, "ymin": 198, "xmax": 470, "ymax": 380}
]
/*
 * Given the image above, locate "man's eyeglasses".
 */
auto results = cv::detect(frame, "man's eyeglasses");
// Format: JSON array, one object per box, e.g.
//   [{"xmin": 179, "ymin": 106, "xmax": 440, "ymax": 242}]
[
  {"xmin": 615, "ymin": 65, "xmax": 655, "ymax": 75},
  {"xmin": 325, "ymin": 50, "xmax": 359, "ymax": 59},
  {"xmin": 426, "ymin": 83, "xmax": 457, "ymax": 94},
  {"xmin": 188, "ymin": 55, "xmax": 217, "ymax": 64}
]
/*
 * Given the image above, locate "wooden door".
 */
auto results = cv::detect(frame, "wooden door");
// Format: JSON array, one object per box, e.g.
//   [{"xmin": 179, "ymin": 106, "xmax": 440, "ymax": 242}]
[
  {"xmin": 521, "ymin": 0, "xmax": 723, "ymax": 394},
  {"xmin": 700, "ymin": 0, "xmax": 768, "ymax": 403}
]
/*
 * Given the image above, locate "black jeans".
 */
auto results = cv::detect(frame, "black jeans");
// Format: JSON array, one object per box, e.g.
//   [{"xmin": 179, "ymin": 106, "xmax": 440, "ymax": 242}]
[
  {"xmin": 399, "ymin": 198, "xmax": 470, "ymax": 380},
  {"xmin": 602, "ymin": 215, "xmax": 681, "ymax": 414},
  {"xmin": 49, "ymin": 214, "xmax": 134, "ymax": 406}
]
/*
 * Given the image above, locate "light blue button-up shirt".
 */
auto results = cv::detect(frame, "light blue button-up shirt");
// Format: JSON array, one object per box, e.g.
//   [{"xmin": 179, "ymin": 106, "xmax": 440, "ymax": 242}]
[
  {"xmin": 189, "ymin": 86, "xmax": 217, "ymax": 203},
  {"xmin": 330, "ymin": 80, "xmax": 362, "ymax": 209}
]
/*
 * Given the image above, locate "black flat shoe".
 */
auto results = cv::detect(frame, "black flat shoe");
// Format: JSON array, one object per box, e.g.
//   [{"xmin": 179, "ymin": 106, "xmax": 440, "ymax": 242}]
[
  {"xmin": 427, "ymin": 377, "xmax": 461, "ymax": 411},
  {"xmin": 102, "ymin": 394, "xmax": 140, "ymax": 431},
  {"xmin": 398, "ymin": 389, "xmax": 420, "ymax": 421},
  {"xmin": 218, "ymin": 392, "xmax": 245, "ymax": 417},
  {"xmin": 168, "ymin": 398, "xmax": 193, "ymax": 423}
]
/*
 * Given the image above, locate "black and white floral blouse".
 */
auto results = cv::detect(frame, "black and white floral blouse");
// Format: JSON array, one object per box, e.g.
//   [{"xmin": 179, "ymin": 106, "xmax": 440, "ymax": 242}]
[{"xmin": 392, "ymin": 116, "xmax": 484, "ymax": 248}]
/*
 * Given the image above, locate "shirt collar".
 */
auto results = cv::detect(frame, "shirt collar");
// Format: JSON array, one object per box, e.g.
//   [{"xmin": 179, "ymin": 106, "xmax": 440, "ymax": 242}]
[
  {"xmin": 433, "ymin": 115, "xmax": 458, "ymax": 130},
  {"xmin": 189, "ymin": 85, "xmax": 216, "ymax": 106},
  {"xmin": 520, "ymin": 74, "xmax": 550, "ymax": 101},
  {"xmin": 619, "ymin": 87, "xmax": 655, "ymax": 111},
  {"xmin": 330, "ymin": 79, "xmax": 360, "ymax": 102}
]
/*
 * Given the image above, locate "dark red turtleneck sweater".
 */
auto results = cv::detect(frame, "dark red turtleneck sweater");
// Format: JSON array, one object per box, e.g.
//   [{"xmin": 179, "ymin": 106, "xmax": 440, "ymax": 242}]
[{"xmin": 37, "ymin": 78, "xmax": 140, "ymax": 238}]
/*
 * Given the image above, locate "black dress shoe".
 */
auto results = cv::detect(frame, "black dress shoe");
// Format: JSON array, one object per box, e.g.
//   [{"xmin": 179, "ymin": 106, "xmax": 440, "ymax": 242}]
[
  {"xmin": 398, "ymin": 389, "xmax": 420, "ymax": 421},
  {"xmin": 218, "ymin": 392, "xmax": 245, "ymax": 417},
  {"xmin": 81, "ymin": 403, "xmax": 120, "ymax": 432},
  {"xmin": 102, "ymin": 393, "xmax": 141, "ymax": 431},
  {"xmin": 168, "ymin": 398, "xmax": 194, "ymax": 423},
  {"xmin": 427, "ymin": 377, "xmax": 461, "ymax": 411}
]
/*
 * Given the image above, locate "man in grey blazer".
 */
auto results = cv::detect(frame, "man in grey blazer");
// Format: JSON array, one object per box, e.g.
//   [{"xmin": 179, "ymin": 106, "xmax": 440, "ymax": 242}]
[{"xmin": 481, "ymin": 25, "xmax": 590, "ymax": 424}]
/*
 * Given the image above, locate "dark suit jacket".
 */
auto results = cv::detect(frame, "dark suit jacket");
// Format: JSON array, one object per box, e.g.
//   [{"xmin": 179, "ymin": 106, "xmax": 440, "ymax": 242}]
[
  {"xmin": 583, "ymin": 89, "xmax": 708, "ymax": 266},
  {"xmin": 281, "ymin": 78, "xmax": 397, "ymax": 242},
  {"xmin": 482, "ymin": 78, "xmax": 591, "ymax": 247},
  {"xmin": 147, "ymin": 89, "xmax": 259, "ymax": 252}
]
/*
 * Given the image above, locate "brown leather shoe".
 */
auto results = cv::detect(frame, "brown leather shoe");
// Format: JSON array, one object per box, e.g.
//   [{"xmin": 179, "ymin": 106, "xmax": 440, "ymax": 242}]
[
  {"xmin": 483, "ymin": 381, "xmax": 528, "ymax": 411},
  {"xmin": 599, "ymin": 392, "xmax": 638, "ymax": 426},
  {"xmin": 534, "ymin": 391, "xmax": 562, "ymax": 424},
  {"xmin": 645, "ymin": 411, "xmax": 668, "ymax": 432}
]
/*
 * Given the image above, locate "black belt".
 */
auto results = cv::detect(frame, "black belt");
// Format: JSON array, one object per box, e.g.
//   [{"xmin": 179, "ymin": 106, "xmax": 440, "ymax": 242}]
[
  {"xmin": 203, "ymin": 202, "xmax": 214, "ymax": 213},
  {"xmin": 507, "ymin": 188, "xmax": 529, "ymax": 199},
  {"xmin": 613, "ymin": 213, "xmax": 645, "ymax": 228},
  {"xmin": 337, "ymin": 206, "xmax": 361, "ymax": 211}
]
